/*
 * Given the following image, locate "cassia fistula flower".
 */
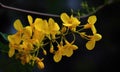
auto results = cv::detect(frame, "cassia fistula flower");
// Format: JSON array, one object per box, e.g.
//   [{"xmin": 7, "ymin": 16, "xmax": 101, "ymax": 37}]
[
  {"xmin": 60, "ymin": 13, "xmax": 81, "ymax": 31},
  {"xmin": 84, "ymin": 15, "xmax": 97, "ymax": 34},
  {"xmin": 86, "ymin": 33, "xmax": 102, "ymax": 50}
]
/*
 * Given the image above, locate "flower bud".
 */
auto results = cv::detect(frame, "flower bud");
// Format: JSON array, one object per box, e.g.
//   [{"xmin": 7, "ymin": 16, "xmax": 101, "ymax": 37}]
[{"xmin": 37, "ymin": 61, "xmax": 45, "ymax": 69}]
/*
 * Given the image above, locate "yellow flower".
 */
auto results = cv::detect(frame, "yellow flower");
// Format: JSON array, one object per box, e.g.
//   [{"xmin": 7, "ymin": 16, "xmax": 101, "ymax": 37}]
[
  {"xmin": 37, "ymin": 61, "xmax": 45, "ymax": 69},
  {"xmin": 36, "ymin": 57, "xmax": 45, "ymax": 69},
  {"xmin": 7, "ymin": 19, "xmax": 24, "ymax": 57},
  {"xmin": 19, "ymin": 41, "xmax": 33, "ymax": 53},
  {"xmin": 34, "ymin": 18, "xmax": 60, "ymax": 39},
  {"xmin": 27, "ymin": 15, "xmax": 45, "ymax": 46},
  {"xmin": 32, "ymin": 30, "xmax": 45, "ymax": 47},
  {"xmin": 53, "ymin": 40, "xmax": 78, "ymax": 62},
  {"xmin": 22, "ymin": 26, "xmax": 33, "ymax": 42},
  {"xmin": 34, "ymin": 18, "xmax": 46, "ymax": 32},
  {"xmin": 84, "ymin": 15, "xmax": 97, "ymax": 34},
  {"xmin": 20, "ymin": 54, "xmax": 32, "ymax": 65},
  {"xmin": 62, "ymin": 40, "xmax": 78, "ymax": 57},
  {"xmin": 34, "ymin": 18, "xmax": 49, "ymax": 34},
  {"xmin": 8, "ymin": 19, "xmax": 24, "ymax": 44},
  {"xmin": 48, "ymin": 18, "xmax": 60, "ymax": 39},
  {"xmin": 86, "ymin": 33, "xmax": 102, "ymax": 50},
  {"xmin": 53, "ymin": 44, "xmax": 63, "ymax": 62},
  {"xmin": 83, "ymin": 15, "xmax": 102, "ymax": 50},
  {"xmin": 8, "ymin": 33, "xmax": 21, "ymax": 45},
  {"xmin": 8, "ymin": 34, "xmax": 21, "ymax": 57},
  {"xmin": 60, "ymin": 13, "xmax": 80, "ymax": 31}
]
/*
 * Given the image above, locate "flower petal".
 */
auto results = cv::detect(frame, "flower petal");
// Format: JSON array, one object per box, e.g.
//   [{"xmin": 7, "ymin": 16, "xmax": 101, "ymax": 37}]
[
  {"xmin": 72, "ymin": 45, "xmax": 78, "ymax": 50},
  {"xmin": 94, "ymin": 34, "xmax": 102, "ymax": 41},
  {"xmin": 43, "ymin": 20, "xmax": 49, "ymax": 34},
  {"xmin": 8, "ymin": 46, "xmax": 15, "ymax": 57},
  {"xmin": 14, "ymin": 19, "xmax": 23, "ymax": 31},
  {"xmin": 24, "ymin": 26, "xmax": 33, "ymax": 37},
  {"xmin": 71, "ymin": 16, "xmax": 80, "ymax": 26},
  {"xmin": 27, "ymin": 15, "xmax": 33, "ymax": 25},
  {"xmin": 86, "ymin": 40, "xmax": 95, "ymax": 50},
  {"xmin": 88, "ymin": 15, "xmax": 97, "ymax": 24},
  {"xmin": 8, "ymin": 33, "xmax": 21, "ymax": 44},
  {"xmin": 53, "ymin": 51, "xmax": 62, "ymax": 62},
  {"xmin": 65, "ymin": 48, "xmax": 73, "ymax": 57},
  {"xmin": 49, "ymin": 18, "xmax": 60, "ymax": 34},
  {"xmin": 34, "ymin": 18, "xmax": 43, "ymax": 31},
  {"xmin": 60, "ymin": 13, "xmax": 70, "ymax": 23}
]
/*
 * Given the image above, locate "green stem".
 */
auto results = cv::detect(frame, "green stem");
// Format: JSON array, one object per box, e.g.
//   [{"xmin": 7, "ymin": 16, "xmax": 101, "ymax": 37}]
[{"xmin": 0, "ymin": 50, "xmax": 8, "ymax": 53}]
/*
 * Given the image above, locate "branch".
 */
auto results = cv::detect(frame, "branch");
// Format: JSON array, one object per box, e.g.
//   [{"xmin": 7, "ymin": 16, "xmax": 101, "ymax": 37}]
[
  {"xmin": 0, "ymin": 2, "xmax": 106, "ymax": 18},
  {"xmin": 0, "ymin": 3, "xmax": 60, "ymax": 17}
]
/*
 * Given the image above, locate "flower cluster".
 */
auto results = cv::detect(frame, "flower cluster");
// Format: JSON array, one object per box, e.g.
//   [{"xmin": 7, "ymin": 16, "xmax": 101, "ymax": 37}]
[{"xmin": 7, "ymin": 13, "xmax": 102, "ymax": 69}]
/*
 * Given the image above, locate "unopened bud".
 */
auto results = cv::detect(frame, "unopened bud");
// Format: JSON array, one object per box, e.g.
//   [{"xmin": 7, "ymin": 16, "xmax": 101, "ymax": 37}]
[
  {"xmin": 43, "ymin": 50, "xmax": 47, "ymax": 55},
  {"xmin": 37, "ymin": 61, "xmax": 45, "ymax": 69},
  {"xmin": 50, "ymin": 45, "xmax": 54, "ymax": 53},
  {"xmin": 61, "ymin": 26, "xmax": 66, "ymax": 33}
]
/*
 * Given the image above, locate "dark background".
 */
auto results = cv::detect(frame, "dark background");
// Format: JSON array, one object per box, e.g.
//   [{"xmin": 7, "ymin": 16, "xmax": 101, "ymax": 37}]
[{"xmin": 0, "ymin": 0, "xmax": 120, "ymax": 72}]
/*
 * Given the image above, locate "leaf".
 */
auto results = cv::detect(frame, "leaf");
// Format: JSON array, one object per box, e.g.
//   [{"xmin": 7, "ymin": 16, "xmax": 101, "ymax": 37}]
[
  {"xmin": 0, "ymin": 32, "xmax": 9, "ymax": 53},
  {"xmin": 0, "ymin": 41, "xmax": 9, "ymax": 53},
  {"xmin": 0, "ymin": 54, "xmax": 33, "ymax": 72},
  {"xmin": 0, "ymin": 32, "xmax": 8, "ymax": 41}
]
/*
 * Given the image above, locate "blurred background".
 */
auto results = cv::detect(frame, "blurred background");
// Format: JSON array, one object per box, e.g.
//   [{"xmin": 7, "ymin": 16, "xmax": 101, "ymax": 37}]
[{"xmin": 0, "ymin": 0, "xmax": 120, "ymax": 72}]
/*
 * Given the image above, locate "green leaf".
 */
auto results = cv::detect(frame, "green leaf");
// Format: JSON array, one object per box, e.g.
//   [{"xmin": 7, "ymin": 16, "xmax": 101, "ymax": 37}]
[
  {"xmin": 0, "ymin": 54, "xmax": 34, "ymax": 72},
  {"xmin": 0, "ymin": 32, "xmax": 8, "ymax": 41},
  {"xmin": 0, "ymin": 41, "xmax": 9, "ymax": 53}
]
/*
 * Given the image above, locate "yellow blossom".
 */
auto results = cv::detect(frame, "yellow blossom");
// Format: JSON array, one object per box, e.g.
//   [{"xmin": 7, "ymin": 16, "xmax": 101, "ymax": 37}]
[
  {"xmin": 80, "ymin": 32, "xmax": 102, "ymax": 50},
  {"xmin": 34, "ymin": 18, "xmax": 60, "ymax": 39},
  {"xmin": 8, "ymin": 19, "xmax": 23, "ymax": 44},
  {"xmin": 34, "ymin": 18, "xmax": 49, "ymax": 34},
  {"xmin": 60, "ymin": 13, "xmax": 80, "ymax": 31},
  {"xmin": 22, "ymin": 27, "xmax": 33, "ymax": 42},
  {"xmin": 62, "ymin": 40, "xmax": 78, "ymax": 57},
  {"xmin": 86, "ymin": 33, "xmax": 102, "ymax": 50},
  {"xmin": 84, "ymin": 15, "xmax": 97, "ymax": 34},
  {"xmin": 7, "ymin": 19, "xmax": 24, "ymax": 57},
  {"xmin": 20, "ymin": 54, "xmax": 32, "ymax": 65},
  {"xmin": 27, "ymin": 15, "xmax": 45, "ymax": 46},
  {"xmin": 53, "ymin": 44, "xmax": 63, "ymax": 62},
  {"xmin": 32, "ymin": 30, "xmax": 45, "ymax": 47},
  {"xmin": 8, "ymin": 33, "xmax": 21, "ymax": 45},
  {"xmin": 8, "ymin": 19, "xmax": 24, "ymax": 44},
  {"xmin": 36, "ymin": 57, "xmax": 45, "ymax": 69},
  {"xmin": 19, "ymin": 41, "xmax": 33, "ymax": 53},
  {"xmin": 5, "ymin": 12, "xmax": 103, "ymax": 70},
  {"xmin": 48, "ymin": 18, "xmax": 60, "ymax": 39},
  {"xmin": 37, "ymin": 61, "xmax": 45, "ymax": 69},
  {"xmin": 53, "ymin": 40, "xmax": 78, "ymax": 62}
]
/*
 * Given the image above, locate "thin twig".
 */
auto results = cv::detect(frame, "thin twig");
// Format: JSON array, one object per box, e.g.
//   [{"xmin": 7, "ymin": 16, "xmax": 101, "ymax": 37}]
[
  {"xmin": 0, "ymin": 3, "xmax": 60, "ymax": 17},
  {"xmin": 0, "ymin": 2, "xmax": 106, "ymax": 18}
]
